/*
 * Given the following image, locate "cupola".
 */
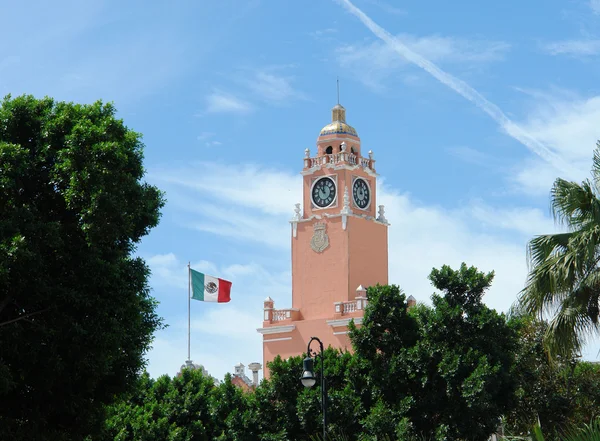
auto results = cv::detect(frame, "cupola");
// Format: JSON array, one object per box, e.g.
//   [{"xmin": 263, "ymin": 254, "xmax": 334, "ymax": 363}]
[{"xmin": 319, "ymin": 103, "xmax": 358, "ymax": 138}]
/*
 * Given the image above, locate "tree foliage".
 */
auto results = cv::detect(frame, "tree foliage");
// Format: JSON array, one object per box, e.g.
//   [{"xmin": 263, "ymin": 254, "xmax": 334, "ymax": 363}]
[
  {"xmin": 505, "ymin": 315, "xmax": 600, "ymax": 440},
  {"xmin": 518, "ymin": 142, "xmax": 600, "ymax": 357},
  {"xmin": 0, "ymin": 95, "xmax": 165, "ymax": 440},
  {"xmin": 104, "ymin": 369, "xmax": 239, "ymax": 441},
  {"xmin": 349, "ymin": 264, "xmax": 518, "ymax": 440}
]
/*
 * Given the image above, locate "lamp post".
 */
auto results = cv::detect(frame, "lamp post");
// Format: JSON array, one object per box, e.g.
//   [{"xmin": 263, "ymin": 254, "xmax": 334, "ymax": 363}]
[{"xmin": 300, "ymin": 336, "xmax": 327, "ymax": 440}]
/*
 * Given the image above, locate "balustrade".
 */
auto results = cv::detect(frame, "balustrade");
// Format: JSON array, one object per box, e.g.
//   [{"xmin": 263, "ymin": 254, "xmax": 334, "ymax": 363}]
[
  {"xmin": 334, "ymin": 297, "xmax": 368, "ymax": 315},
  {"xmin": 304, "ymin": 153, "xmax": 369, "ymax": 169},
  {"xmin": 266, "ymin": 307, "xmax": 300, "ymax": 323}
]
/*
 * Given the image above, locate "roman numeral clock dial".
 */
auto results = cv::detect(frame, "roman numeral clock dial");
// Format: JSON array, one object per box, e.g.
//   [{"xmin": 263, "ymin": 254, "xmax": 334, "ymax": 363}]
[
  {"xmin": 353, "ymin": 178, "xmax": 371, "ymax": 209},
  {"xmin": 311, "ymin": 177, "xmax": 336, "ymax": 208}
]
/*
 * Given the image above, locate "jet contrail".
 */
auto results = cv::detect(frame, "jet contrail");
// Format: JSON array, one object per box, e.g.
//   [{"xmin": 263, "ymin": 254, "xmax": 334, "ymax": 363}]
[{"xmin": 337, "ymin": 0, "xmax": 574, "ymax": 175}]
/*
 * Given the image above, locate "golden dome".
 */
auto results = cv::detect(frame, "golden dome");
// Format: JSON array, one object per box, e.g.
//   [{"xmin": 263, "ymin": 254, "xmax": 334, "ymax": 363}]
[
  {"xmin": 319, "ymin": 121, "xmax": 358, "ymax": 137},
  {"xmin": 319, "ymin": 103, "xmax": 358, "ymax": 137}
]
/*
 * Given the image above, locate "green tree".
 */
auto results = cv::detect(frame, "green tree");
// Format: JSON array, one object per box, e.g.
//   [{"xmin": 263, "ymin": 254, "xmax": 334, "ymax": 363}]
[
  {"xmin": 518, "ymin": 143, "xmax": 600, "ymax": 357},
  {"xmin": 0, "ymin": 95, "xmax": 165, "ymax": 440},
  {"xmin": 350, "ymin": 264, "xmax": 519, "ymax": 440},
  {"xmin": 254, "ymin": 349, "xmax": 362, "ymax": 441},
  {"xmin": 503, "ymin": 316, "xmax": 573, "ymax": 439},
  {"xmin": 103, "ymin": 368, "xmax": 227, "ymax": 441}
]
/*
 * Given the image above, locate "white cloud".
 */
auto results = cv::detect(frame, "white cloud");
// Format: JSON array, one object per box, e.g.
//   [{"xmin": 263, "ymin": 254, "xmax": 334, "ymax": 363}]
[
  {"xmin": 205, "ymin": 91, "xmax": 253, "ymax": 114},
  {"xmin": 591, "ymin": 0, "xmax": 600, "ymax": 14},
  {"xmin": 246, "ymin": 71, "xmax": 307, "ymax": 104},
  {"xmin": 378, "ymin": 186, "xmax": 542, "ymax": 313},
  {"xmin": 510, "ymin": 93, "xmax": 600, "ymax": 194},
  {"xmin": 543, "ymin": 39, "xmax": 600, "ymax": 56},
  {"xmin": 191, "ymin": 309, "xmax": 259, "ymax": 342},
  {"xmin": 467, "ymin": 203, "xmax": 557, "ymax": 237},
  {"xmin": 151, "ymin": 162, "xmax": 301, "ymax": 216}
]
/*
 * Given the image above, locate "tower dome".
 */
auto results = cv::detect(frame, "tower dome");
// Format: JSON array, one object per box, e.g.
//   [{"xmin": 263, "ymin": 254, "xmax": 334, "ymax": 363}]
[{"xmin": 319, "ymin": 103, "xmax": 358, "ymax": 137}]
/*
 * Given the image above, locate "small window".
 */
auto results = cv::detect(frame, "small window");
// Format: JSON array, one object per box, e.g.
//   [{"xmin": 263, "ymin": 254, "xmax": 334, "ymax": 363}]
[
  {"xmin": 325, "ymin": 146, "xmax": 333, "ymax": 154},
  {"xmin": 351, "ymin": 147, "xmax": 355, "ymax": 154}
]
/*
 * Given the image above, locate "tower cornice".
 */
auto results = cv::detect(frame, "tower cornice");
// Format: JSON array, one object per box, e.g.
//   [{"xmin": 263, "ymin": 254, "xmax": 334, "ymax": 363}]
[{"xmin": 301, "ymin": 164, "xmax": 378, "ymax": 177}]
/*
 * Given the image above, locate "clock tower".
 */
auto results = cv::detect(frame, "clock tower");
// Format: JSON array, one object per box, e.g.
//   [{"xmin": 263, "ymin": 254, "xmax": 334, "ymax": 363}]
[{"xmin": 257, "ymin": 103, "xmax": 389, "ymax": 377}]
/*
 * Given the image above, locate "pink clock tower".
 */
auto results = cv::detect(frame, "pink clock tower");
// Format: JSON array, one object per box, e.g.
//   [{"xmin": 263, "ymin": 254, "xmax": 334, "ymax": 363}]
[{"xmin": 257, "ymin": 103, "xmax": 389, "ymax": 377}]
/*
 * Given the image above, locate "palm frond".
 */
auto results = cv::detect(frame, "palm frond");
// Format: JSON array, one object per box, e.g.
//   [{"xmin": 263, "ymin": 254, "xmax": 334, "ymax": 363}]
[
  {"xmin": 551, "ymin": 178, "xmax": 600, "ymax": 229},
  {"xmin": 527, "ymin": 233, "xmax": 572, "ymax": 270},
  {"xmin": 519, "ymin": 143, "xmax": 600, "ymax": 358},
  {"xmin": 591, "ymin": 142, "xmax": 600, "ymax": 193},
  {"xmin": 545, "ymin": 288, "xmax": 600, "ymax": 357}
]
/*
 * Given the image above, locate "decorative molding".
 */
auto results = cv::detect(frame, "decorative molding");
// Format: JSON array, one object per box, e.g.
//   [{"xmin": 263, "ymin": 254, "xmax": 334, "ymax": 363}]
[
  {"xmin": 297, "ymin": 214, "xmax": 321, "ymax": 223},
  {"xmin": 256, "ymin": 325, "xmax": 296, "ymax": 335},
  {"xmin": 290, "ymin": 203, "xmax": 302, "ymax": 237},
  {"xmin": 376, "ymin": 204, "xmax": 388, "ymax": 225},
  {"xmin": 340, "ymin": 186, "xmax": 352, "ymax": 230},
  {"xmin": 316, "ymin": 136, "xmax": 360, "ymax": 143},
  {"xmin": 263, "ymin": 337, "xmax": 293, "ymax": 343},
  {"xmin": 303, "ymin": 162, "xmax": 378, "ymax": 177},
  {"xmin": 310, "ymin": 222, "xmax": 329, "ymax": 253},
  {"xmin": 301, "ymin": 167, "xmax": 321, "ymax": 176},
  {"xmin": 333, "ymin": 331, "xmax": 349, "ymax": 335},
  {"xmin": 326, "ymin": 317, "xmax": 363, "ymax": 328},
  {"xmin": 321, "ymin": 212, "xmax": 386, "ymax": 226}
]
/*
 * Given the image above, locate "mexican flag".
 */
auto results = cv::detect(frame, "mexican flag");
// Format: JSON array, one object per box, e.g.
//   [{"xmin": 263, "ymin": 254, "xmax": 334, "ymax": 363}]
[{"xmin": 190, "ymin": 269, "xmax": 232, "ymax": 303}]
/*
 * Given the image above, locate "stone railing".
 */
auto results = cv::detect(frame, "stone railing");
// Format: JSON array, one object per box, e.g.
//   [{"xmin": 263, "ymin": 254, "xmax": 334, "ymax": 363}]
[
  {"xmin": 265, "ymin": 308, "xmax": 301, "ymax": 323},
  {"xmin": 304, "ymin": 153, "xmax": 373, "ymax": 169},
  {"xmin": 334, "ymin": 297, "xmax": 368, "ymax": 315}
]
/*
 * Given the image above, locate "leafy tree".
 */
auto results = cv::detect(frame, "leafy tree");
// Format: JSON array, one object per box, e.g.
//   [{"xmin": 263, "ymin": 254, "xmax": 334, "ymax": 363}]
[
  {"xmin": 350, "ymin": 264, "xmax": 519, "ymax": 440},
  {"xmin": 254, "ymin": 349, "xmax": 362, "ymax": 441},
  {"xmin": 503, "ymin": 316, "xmax": 573, "ymax": 439},
  {"xmin": 518, "ymin": 142, "xmax": 600, "ymax": 357},
  {"xmin": 0, "ymin": 95, "xmax": 165, "ymax": 440},
  {"xmin": 103, "ymin": 368, "xmax": 227, "ymax": 441}
]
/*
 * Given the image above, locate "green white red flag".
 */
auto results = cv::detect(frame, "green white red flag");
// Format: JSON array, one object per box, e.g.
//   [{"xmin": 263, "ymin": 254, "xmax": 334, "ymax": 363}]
[{"xmin": 190, "ymin": 268, "xmax": 231, "ymax": 303}]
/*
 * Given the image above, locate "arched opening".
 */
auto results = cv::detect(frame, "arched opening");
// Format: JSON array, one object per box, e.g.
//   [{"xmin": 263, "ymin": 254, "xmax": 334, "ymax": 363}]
[
  {"xmin": 351, "ymin": 147, "xmax": 356, "ymax": 154},
  {"xmin": 325, "ymin": 146, "xmax": 333, "ymax": 154},
  {"xmin": 339, "ymin": 145, "xmax": 343, "ymax": 152}
]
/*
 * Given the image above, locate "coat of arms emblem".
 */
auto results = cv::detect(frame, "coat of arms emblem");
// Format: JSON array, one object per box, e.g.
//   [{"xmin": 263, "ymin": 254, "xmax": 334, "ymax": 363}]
[{"xmin": 310, "ymin": 222, "xmax": 329, "ymax": 253}]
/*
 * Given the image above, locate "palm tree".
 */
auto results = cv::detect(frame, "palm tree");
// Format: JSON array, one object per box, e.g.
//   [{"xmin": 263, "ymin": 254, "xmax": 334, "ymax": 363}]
[{"xmin": 518, "ymin": 143, "xmax": 600, "ymax": 358}]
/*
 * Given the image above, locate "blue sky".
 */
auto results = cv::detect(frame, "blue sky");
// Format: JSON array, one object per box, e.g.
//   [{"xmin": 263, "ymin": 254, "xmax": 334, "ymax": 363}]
[{"xmin": 3, "ymin": 0, "xmax": 600, "ymax": 380}]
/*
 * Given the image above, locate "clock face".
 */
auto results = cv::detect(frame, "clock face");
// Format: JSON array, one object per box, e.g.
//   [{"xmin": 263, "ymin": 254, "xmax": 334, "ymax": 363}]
[
  {"xmin": 311, "ymin": 177, "xmax": 336, "ymax": 208},
  {"xmin": 353, "ymin": 178, "xmax": 371, "ymax": 209}
]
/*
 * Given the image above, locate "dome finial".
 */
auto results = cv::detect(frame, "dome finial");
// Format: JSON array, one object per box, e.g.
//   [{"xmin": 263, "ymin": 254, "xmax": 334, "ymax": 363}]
[{"xmin": 332, "ymin": 103, "xmax": 346, "ymax": 123}]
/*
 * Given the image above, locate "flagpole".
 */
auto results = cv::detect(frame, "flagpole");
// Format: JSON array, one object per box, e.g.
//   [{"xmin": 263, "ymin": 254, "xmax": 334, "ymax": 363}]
[{"xmin": 187, "ymin": 261, "xmax": 191, "ymax": 361}]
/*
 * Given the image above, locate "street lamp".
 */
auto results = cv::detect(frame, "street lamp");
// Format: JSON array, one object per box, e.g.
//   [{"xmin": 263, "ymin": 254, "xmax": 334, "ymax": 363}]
[{"xmin": 300, "ymin": 336, "xmax": 327, "ymax": 440}]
